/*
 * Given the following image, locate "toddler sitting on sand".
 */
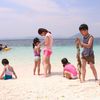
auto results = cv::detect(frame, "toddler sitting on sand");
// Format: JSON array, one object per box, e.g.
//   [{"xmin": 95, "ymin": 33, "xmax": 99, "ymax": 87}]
[{"xmin": 0, "ymin": 59, "xmax": 17, "ymax": 80}]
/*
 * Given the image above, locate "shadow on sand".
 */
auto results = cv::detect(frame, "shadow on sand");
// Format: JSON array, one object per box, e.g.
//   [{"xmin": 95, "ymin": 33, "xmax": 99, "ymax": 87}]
[
  {"xmin": 51, "ymin": 72, "xmax": 63, "ymax": 76},
  {"xmin": 85, "ymin": 79, "xmax": 99, "ymax": 83}
]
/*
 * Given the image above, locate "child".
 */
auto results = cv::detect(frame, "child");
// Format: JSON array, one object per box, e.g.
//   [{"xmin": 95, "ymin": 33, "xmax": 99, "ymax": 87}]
[
  {"xmin": 61, "ymin": 58, "xmax": 77, "ymax": 79},
  {"xmin": 0, "ymin": 59, "xmax": 17, "ymax": 80},
  {"xmin": 38, "ymin": 28, "xmax": 53, "ymax": 77},
  {"xmin": 33, "ymin": 38, "xmax": 41, "ymax": 75},
  {"xmin": 77, "ymin": 24, "xmax": 98, "ymax": 82},
  {"xmin": 0, "ymin": 44, "xmax": 3, "ymax": 51}
]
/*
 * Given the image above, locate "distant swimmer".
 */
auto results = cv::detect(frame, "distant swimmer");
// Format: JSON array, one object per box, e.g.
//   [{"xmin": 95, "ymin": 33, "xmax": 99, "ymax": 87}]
[
  {"xmin": 0, "ymin": 44, "xmax": 3, "ymax": 51},
  {"xmin": 0, "ymin": 44, "xmax": 11, "ymax": 52}
]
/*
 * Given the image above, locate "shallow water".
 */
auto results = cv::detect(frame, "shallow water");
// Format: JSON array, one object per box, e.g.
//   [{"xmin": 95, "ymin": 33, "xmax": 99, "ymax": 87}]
[{"xmin": 0, "ymin": 45, "xmax": 100, "ymax": 68}]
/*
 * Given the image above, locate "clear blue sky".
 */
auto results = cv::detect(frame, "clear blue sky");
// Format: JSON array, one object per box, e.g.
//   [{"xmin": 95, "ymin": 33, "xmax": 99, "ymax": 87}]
[{"xmin": 0, "ymin": 0, "xmax": 100, "ymax": 39}]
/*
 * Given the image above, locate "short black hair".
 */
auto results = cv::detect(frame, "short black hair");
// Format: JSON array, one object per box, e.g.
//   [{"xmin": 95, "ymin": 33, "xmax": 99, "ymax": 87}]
[
  {"xmin": 2, "ymin": 59, "xmax": 9, "ymax": 65},
  {"xmin": 61, "ymin": 58, "xmax": 69, "ymax": 67},
  {"xmin": 33, "ymin": 37, "xmax": 40, "ymax": 48},
  {"xmin": 79, "ymin": 24, "xmax": 88, "ymax": 31}
]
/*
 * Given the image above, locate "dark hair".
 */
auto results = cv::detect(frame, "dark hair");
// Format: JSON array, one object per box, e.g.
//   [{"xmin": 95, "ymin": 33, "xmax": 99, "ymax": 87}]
[
  {"xmin": 61, "ymin": 58, "xmax": 69, "ymax": 67},
  {"xmin": 2, "ymin": 59, "xmax": 9, "ymax": 65},
  {"xmin": 33, "ymin": 37, "xmax": 40, "ymax": 48},
  {"xmin": 5, "ymin": 45, "xmax": 7, "ymax": 48},
  {"xmin": 38, "ymin": 28, "xmax": 51, "ymax": 35},
  {"xmin": 79, "ymin": 24, "xmax": 88, "ymax": 31},
  {"xmin": 0, "ymin": 44, "xmax": 2, "ymax": 46}
]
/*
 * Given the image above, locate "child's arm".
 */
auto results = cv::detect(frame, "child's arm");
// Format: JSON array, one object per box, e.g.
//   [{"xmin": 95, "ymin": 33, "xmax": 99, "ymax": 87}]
[
  {"xmin": 80, "ymin": 37, "xmax": 94, "ymax": 48},
  {"xmin": 40, "ymin": 41, "xmax": 45, "ymax": 46},
  {"xmin": 75, "ymin": 38, "xmax": 81, "ymax": 47},
  {"xmin": 36, "ymin": 45, "xmax": 41, "ymax": 54},
  {"xmin": 0, "ymin": 68, "xmax": 6, "ymax": 79},
  {"xmin": 44, "ymin": 36, "xmax": 50, "ymax": 46},
  {"xmin": 12, "ymin": 67, "xmax": 17, "ymax": 79},
  {"xmin": 39, "ymin": 36, "xmax": 49, "ymax": 47},
  {"xmin": 63, "ymin": 71, "xmax": 65, "ymax": 77}
]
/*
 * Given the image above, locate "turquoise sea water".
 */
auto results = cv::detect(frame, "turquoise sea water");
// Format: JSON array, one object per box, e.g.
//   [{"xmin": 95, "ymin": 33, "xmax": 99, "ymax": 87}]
[{"xmin": 0, "ymin": 44, "xmax": 100, "ymax": 69}]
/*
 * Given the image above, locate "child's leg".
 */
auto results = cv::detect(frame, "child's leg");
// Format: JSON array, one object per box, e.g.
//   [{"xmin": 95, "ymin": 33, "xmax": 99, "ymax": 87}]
[
  {"xmin": 33, "ymin": 61, "xmax": 38, "ymax": 75},
  {"xmin": 0, "ymin": 77, "xmax": 4, "ymax": 80},
  {"xmin": 48, "ymin": 57, "xmax": 51, "ymax": 74},
  {"xmin": 81, "ymin": 59, "xmax": 86, "ymax": 82},
  {"xmin": 48, "ymin": 63, "xmax": 51, "ymax": 74},
  {"xmin": 89, "ymin": 62, "xmax": 98, "ymax": 80},
  {"xmin": 43, "ymin": 55, "xmax": 49, "ymax": 77},
  {"xmin": 77, "ymin": 65, "xmax": 81, "ymax": 80},
  {"xmin": 37, "ymin": 59, "xmax": 41, "ymax": 75},
  {"xmin": 64, "ymin": 71, "xmax": 72, "ymax": 79}
]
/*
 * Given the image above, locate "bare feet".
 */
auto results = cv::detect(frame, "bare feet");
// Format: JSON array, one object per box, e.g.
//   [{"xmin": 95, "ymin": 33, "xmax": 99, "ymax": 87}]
[
  {"xmin": 44, "ymin": 74, "xmax": 48, "ymax": 77},
  {"xmin": 80, "ymin": 79, "xmax": 85, "ymax": 83},
  {"xmin": 95, "ymin": 78, "xmax": 98, "ymax": 81},
  {"xmin": 38, "ymin": 73, "xmax": 41, "ymax": 76},
  {"xmin": 65, "ymin": 73, "xmax": 72, "ymax": 79},
  {"xmin": 99, "ymin": 81, "xmax": 100, "ymax": 85},
  {"xmin": 48, "ymin": 72, "xmax": 51, "ymax": 75},
  {"xmin": 33, "ymin": 73, "xmax": 35, "ymax": 75}
]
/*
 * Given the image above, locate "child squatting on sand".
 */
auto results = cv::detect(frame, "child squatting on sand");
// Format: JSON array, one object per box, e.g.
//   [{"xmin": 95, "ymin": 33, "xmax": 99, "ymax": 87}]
[
  {"xmin": 76, "ymin": 24, "xmax": 98, "ymax": 82},
  {"xmin": 0, "ymin": 59, "xmax": 17, "ymax": 80},
  {"xmin": 61, "ymin": 58, "xmax": 77, "ymax": 79},
  {"xmin": 33, "ymin": 38, "xmax": 41, "ymax": 75}
]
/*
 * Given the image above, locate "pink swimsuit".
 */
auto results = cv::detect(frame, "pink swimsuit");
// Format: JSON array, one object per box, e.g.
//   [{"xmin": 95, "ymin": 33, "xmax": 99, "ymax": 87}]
[
  {"xmin": 44, "ymin": 49, "xmax": 52, "ymax": 57},
  {"xmin": 64, "ymin": 64, "xmax": 77, "ymax": 78},
  {"xmin": 44, "ymin": 33, "xmax": 53, "ymax": 57}
]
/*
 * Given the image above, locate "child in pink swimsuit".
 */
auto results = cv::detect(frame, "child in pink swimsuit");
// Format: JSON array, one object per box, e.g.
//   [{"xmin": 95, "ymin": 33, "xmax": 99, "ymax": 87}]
[
  {"xmin": 43, "ymin": 32, "xmax": 53, "ymax": 57},
  {"xmin": 61, "ymin": 58, "xmax": 77, "ymax": 79},
  {"xmin": 38, "ymin": 28, "xmax": 53, "ymax": 77}
]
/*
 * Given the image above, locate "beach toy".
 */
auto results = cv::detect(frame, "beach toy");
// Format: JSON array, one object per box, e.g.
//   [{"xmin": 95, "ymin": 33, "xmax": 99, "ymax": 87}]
[
  {"xmin": 2, "ymin": 48, "xmax": 11, "ymax": 52},
  {"xmin": 75, "ymin": 38, "xmax": 82, "ymax": 81}
]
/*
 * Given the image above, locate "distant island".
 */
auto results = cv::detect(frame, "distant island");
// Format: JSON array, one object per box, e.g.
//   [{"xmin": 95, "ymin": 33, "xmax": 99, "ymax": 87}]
[
  {"xmin": 69, "ymin": 33, "xmax": 82, "ymax": 39},
  {"xmin": 68, "ymin": 33, "xmax": 100, "ymax": 39},
  {"xmin": 0, "ymin": 33, "xmax": 100, "ymax": 40}
]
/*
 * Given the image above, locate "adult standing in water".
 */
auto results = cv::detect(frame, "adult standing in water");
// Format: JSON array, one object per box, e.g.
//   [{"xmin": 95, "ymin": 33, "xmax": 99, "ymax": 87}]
[{"xmin": 38, "ymin": 28, "xmax": 53, "ymax": 77}]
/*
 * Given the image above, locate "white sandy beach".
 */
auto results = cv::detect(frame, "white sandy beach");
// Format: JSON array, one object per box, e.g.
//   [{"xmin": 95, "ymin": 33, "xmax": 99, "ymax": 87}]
[
  {"xmin": 0, "ymin": 0, "xmax": 100, "ymax": 99},
  {"xmin": 0, "ymin": 62, "xmax": 100, "ymax": 100}
]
